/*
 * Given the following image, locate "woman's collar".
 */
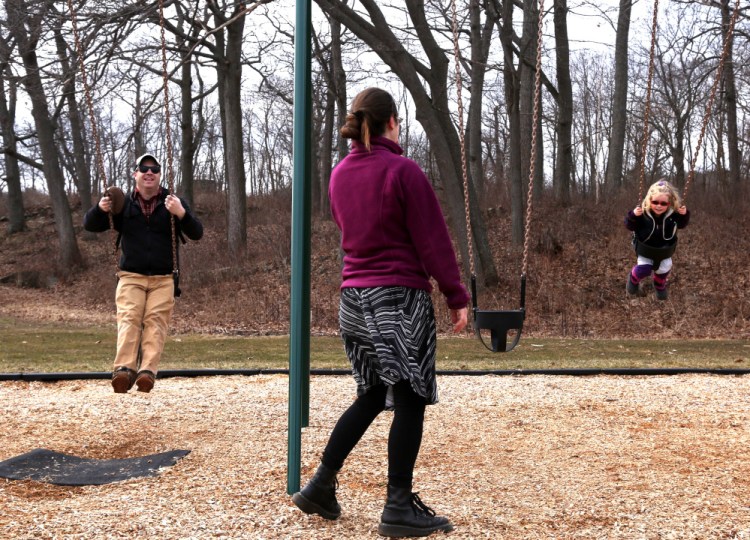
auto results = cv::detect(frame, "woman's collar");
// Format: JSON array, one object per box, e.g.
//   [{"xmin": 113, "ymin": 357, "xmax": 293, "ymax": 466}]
[{"xmin": 352, "ymin": 136, "xmax": 403, "ymax": 155}]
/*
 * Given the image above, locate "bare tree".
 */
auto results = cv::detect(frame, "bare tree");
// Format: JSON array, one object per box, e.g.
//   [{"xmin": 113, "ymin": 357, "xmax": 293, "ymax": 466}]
[
  {"xmin": 720, "ymin": 0, "xmax": 741, "ymax": 186},
  {"xmin": 572, "ymin": 54, "xmax": 611, "ymax": 199},
  {"xmin": 211, "ymin": 3, "xmax": 247, "ymax": 259},
  {"xmin": 519, "ymin": 0, "xmax": 543, "ymax": 199},
  {"xmin": 648, "ymin": 20, "xmax": 712, "ymax": 188},
  {"xmin": 6, "ymin": 0, "xmax": 82, "ymax": 270},
  {"xmin": 158, "ymin": 0, "xmax": 272, "ymax": 260},
  {"xmin": 314, "ymin": 0, "xmax": 499, "ymax": 286},
  {"xmin": 171, "ymin": 2, "xmax": 212, "ymax": 207},
  {"xmin": 484, "ymin": 100, "xmax": 509, "ymax": 197},
  {"xmin": 456, "ymin": 0, "xmax": 497, "ymax": 200},
  {"xmin": 495, "ymin": 0, "xmax": 524, "ymax": 243},
  {"xmin": 311, "ymin": 22, "xmax": 340, "ymax": 215},
  {"xmin": 250, "ymin": 2, "xmax": 354, "ymax": 215},
  {"xmin": 247, "ymin": 90, "xmax": 293, "ymax": 193},
  {"xmin": 0, "ymin": 32, "xmax": 25, "ymax": 233},
  {"xmin": 604, "ymin": 0, "xmax": 632, "ymax": 194},
  {"xmin": 309, "ymin": 9, "xmax": 354, "ymax": 215},
  {"xmin": 553, "ymin": 0, "xmax": 572, "ymax": 205},
  {"xmin": 53, "ymin": 26, "xmax": 93, "ymax": 212},
  {"xmin": 330, "ymin": 16, "xmax": 348, "ymax": 164}
]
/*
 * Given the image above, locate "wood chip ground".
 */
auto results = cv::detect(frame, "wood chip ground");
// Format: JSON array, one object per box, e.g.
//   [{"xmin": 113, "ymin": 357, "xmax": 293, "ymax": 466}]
[{"xmin": 2, "ymin": 374, "xmax": 750, "ymax": 539}]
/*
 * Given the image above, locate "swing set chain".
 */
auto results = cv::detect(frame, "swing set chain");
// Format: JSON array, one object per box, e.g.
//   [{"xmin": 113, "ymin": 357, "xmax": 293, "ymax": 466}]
[
  {"xmin": 450, "ymin": 0, "xmax": 475, "ymax": 279},
  {"xmin": 638, "ymin": 0, "xmax": 660, "ymax": 203},
  {"xmin": 522, "ymin": 0, "xmax": 545, "ymax": 277},
  {"xmin": 452, "ymin": 0, "xmax": 541, "ymax": 280},
  {"xmin": 158, "ymin": 0, "xmax": 179, "ymax": 277},
  {"xmin": 684, "ymin": 0, "xmax": 740, "ymax": 204},
  {"xmin": 66, "ymin": 0, "xmax": 117, "ymax": 256}
]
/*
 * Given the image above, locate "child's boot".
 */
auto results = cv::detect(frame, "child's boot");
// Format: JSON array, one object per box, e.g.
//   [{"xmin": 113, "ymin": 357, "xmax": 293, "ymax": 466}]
[
  {"xmin": 626, "ymin": 275, "xmax": 638, "ymax": 295},
  {"xmin": 627, "ymin": 265, "xmax": 652, "ymax": 296},
  {"xmin": 654, "ymin": 272, "xmax": 669, "ymax": 300}
]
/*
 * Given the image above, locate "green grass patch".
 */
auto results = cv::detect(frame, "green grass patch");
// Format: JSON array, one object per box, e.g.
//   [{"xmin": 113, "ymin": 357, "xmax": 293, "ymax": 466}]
[{"xmin": 0, "ymin": 317, "xmax": 748, "ymax": 373}]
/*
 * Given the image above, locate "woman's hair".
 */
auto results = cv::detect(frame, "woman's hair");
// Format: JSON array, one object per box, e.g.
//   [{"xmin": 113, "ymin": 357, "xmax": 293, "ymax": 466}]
[
  {"xmin": 642, "ymin": 179, "xmax": 682, "ymax": 212},
  {"xmin": 340, "ymin": 87, "xmax": 398, "ymax": 151}
]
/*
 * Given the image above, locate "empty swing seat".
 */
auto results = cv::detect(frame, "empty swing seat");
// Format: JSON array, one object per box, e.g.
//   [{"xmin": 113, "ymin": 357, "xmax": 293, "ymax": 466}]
[
  {"xmin": 471, "ymin": 274, "xmax": 526, "ymax": 353},
  {"xmin": 474, "ymin": 308, "xmax": 525, "ymax": 352}
]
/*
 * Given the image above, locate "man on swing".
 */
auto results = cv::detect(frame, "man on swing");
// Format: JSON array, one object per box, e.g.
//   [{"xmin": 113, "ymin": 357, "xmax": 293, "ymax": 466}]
[{"xmin": 84, "ymin": 153, "xmax": 203, "ymax": 393}]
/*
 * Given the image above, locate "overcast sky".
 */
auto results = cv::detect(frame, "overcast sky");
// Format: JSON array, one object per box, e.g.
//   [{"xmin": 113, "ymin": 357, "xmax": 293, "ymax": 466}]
[{"xmin": 566, "ymin": 0, "xmax": 654, "ymax": 53}]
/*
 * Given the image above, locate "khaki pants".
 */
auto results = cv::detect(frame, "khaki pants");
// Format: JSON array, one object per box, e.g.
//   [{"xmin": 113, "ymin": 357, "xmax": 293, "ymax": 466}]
[{"xmin": 114, "ymin": 271, "xmax": 175, "ymax": 375}]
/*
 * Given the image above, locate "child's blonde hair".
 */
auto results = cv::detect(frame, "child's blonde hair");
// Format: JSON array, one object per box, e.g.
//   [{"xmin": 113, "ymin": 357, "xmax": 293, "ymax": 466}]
[{"xmin": 642, "ymin": 179, "xmax": 681, "ymax": 212}]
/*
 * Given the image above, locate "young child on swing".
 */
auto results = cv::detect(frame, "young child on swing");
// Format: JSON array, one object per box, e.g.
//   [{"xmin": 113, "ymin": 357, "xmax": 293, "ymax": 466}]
[{"xmin": 625, "ymin": 179, "xmax": 690, "ymax": 300}]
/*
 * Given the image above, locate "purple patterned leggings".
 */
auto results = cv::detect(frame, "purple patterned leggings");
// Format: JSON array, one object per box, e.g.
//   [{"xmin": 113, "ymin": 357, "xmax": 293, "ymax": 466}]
[{"xmin": 630, "ymin": 264, "xmax": 670, "ymax": 291}]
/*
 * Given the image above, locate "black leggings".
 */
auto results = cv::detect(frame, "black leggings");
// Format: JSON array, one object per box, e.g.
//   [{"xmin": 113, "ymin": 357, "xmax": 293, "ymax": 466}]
[{"xmin": 321, "ymin": 379, "xmax": 427, "ymax": 488}]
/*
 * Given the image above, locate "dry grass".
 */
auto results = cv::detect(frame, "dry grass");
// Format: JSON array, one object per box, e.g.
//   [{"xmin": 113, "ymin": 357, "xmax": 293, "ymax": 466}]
[{"xmin": 2, "ymin": 374, "xmax": 750, "ymax": 539}]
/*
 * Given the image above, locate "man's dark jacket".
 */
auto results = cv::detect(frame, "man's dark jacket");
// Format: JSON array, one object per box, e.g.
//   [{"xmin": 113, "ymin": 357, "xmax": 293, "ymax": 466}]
[{"xmin": 84, "ymin": 189, "xmax": 203, "ymax": 275}]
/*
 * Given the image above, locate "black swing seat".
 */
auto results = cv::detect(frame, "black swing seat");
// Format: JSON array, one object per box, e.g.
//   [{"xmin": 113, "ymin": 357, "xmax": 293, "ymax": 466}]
[
  {"xmin": 471, "ymin": 274, "xmax": 526, "ymax": 353},
  {"xmin": 474, "ymin": 308, "xmax": 525, "ymax": 352},
  {"xmin": 633, "ymin": 236, "xmax": 677, "ymax": 262}
]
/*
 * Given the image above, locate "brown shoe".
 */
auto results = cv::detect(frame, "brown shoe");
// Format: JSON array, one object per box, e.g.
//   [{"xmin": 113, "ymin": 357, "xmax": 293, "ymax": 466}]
[
  {"xmin": 112, "ymin": 367, "xmax": 136, "ymax": 393},
  {"xmin": 135, "ymin": 370, "xmax": 155, "ymax": 393}
]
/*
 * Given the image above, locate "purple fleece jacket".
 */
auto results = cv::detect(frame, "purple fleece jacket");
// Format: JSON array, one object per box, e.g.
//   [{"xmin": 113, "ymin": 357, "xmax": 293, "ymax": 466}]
[{"xmin": 329, "ymin": 136, "xmax": 469, "ymax": 310}]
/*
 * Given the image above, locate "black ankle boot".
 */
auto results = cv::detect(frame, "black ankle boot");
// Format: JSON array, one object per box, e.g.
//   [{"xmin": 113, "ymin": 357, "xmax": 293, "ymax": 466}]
[
  {"xmin": 378, "ymin": 485, "xmax": 453, "ymax": 537},
  {"xmin": 291, "ymin": 463, "xmax": 341, "ymax": 520}
]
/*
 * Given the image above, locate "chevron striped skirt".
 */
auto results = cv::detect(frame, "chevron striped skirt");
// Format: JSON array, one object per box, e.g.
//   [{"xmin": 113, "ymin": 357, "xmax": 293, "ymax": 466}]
[{"xmin": 339, "ymin": 286, "xmax": 438, "ymax": 406}]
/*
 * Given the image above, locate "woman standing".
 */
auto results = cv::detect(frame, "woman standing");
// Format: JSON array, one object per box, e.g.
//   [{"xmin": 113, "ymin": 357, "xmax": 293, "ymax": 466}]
[{"xmin": 291, "ymin": 87, "xmax": 469, "ymax": 538}]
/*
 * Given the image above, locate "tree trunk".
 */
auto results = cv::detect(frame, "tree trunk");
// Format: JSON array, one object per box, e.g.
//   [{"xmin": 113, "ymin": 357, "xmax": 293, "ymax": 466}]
[
  {"xmin": 668, "ymin": 125, "xmax": 686, "ymax": 188},
  {"xmin": 519, "ymin": 0, "xmax": 540, "ymax": 201},
  {"xmin": 0, "ymin": 46, "xmax": 25, "ymax": 233},
  {"xmin": 466, "ymin": 0, "xmax": 494, "ymax": 198},
  {"xmin": 497, "ymin": 0, "xmax": 524, "ymax": 245},
  {"xmin": 553, "ymin": 0, "xmax": 572, "ymax": 206},
  {"xmin": 315, "ymin": 0, "xmax": 498, "ymax": 286},
  {"xmin": 331, "ymin": 17, "xmax": 348, "ymax": 163},
  {"xmin": 7, "ymin": 0, "xmax": 82, "ymax": 271},
  {"xmin": 311, "ymin": 91, "xmax": 323, "ymax": 215},
  {"xmin": 721, "ymin": 0, "xmax": 740, "ymax": 186},
  {"xmin": 53, "ymin": 28, "xmax": 93, "ymax": 213},
  {"xmin": 318, "ymin": 88, "xmax": 335, "ymax": 215},
  {"xmin": 179, "ymin": 44, "xmax": 196, "ymax": 207},
  {"xmin": 604, "ymin": 0, "xmax": 631, "ymax": 193},
  {"xmin": 212, "ymin": 5, "xmax": 247, "ymax": 260},
  {"xmin": 311, "ymin": 22, "xmax": 338, "ymax": 216},
  {"xmin": 133, "ymin": 81, "xmax": 146, "ymax": 158},
  {"xmin": 533, "ymin": 97, "xmax": 544, "ymax": 199},
  {"xmin": 461, "ymin": 1, "xmax": 499, "ymax": 282}
]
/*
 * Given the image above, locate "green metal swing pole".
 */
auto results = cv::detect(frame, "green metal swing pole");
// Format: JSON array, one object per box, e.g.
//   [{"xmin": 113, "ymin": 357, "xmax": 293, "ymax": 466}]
[{"xmin": 288, "ymin": 0, "xmax": 312, "ymax": 495}]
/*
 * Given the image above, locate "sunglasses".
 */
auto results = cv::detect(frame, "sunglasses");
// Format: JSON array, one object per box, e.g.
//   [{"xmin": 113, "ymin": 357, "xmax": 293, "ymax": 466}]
[
  {"xmin": 651, "ymin": 201, "xmax": 670, "ymax": 207},
  {"xmin": 138, "ymin": 164, "xmax": 161, "ymax": 174}
]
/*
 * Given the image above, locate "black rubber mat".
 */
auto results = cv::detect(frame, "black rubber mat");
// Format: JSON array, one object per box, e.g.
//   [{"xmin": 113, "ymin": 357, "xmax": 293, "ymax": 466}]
[{"xmin": 0, "ymin": 448, "xmax": 190, "ymax": 486}]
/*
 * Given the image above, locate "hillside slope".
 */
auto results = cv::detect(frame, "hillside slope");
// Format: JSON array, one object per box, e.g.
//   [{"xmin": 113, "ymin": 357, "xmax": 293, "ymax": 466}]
[{"xmin": 1, "ymin": 186, "xmax": 748, "ymax": 339}]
